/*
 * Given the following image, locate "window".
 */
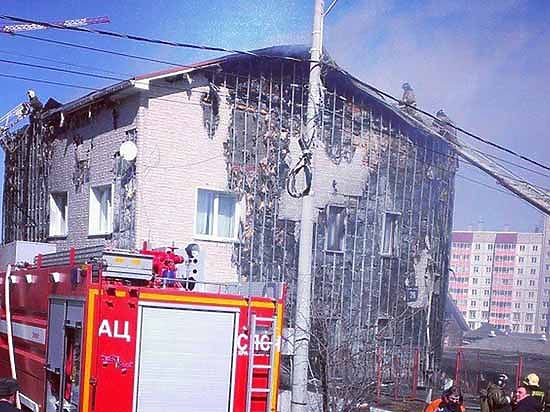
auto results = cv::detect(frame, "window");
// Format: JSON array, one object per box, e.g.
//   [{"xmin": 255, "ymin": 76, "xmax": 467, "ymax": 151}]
[
  {"xmin": 532, "ymin": 257, "xmax": 538, "ymax": 264},
  {"xmin": 483, "ymin": 301, "xmax": 489, "ymax": 307},
  {"xmin": 475, "ymin": 244, "xmax": 481, "ymax": 250},
  {"xmin": 519, "ymin": 245, "xmax": 526, "ymax": 252},
  {"xmin": 469, "ymin": 310, "xmax": 476, "ymax": 318},
  {"xmin": 525, "ymin": 325, "xmax": 532, "ymax": 333},
  {"xmin": 515, "ymin": 303, "xmax": 521, "ymax": 309},
  {"xmin": 472, "ymin": 278, "xmax": 478, "ymax": 285},
  {"xmin": 516, "ymin": 291, "xmax": 521, "ymax": 298},
  {"xmin": 488, "ymin": 244, "xmax": 493, "ymax": 250},
  {"xmin": 484, "ymin": 290, "xmax": 490, "ymax": 296},
  {"xmin": 518, "ymin": 268, "xmax": 524, "ymax": 275},
  {"xmin": 519, "ymin": 257, "xmax": 525, "ymax": 263},
  {"xmin": 470, "ymin": 300, "xmax": 477, "ymax": 307},
  {"xmin": 49, "ymin": 192, "xmax": 68, "ymax": 237},
  {"xmin": 526, "ymin": 313, "xmax": 534, "ymax": 322},
  {"xmin": 517, "ymin": 280, "xmax": 523, "ymax": 286},
  {"xmin": 381, "ymin": 212, "xmax": 400, "ymax": 256},
  {"xmin": 528, "ymin": 292, "xmax": 535, "ymax": 298},
  {"xmin": 326, "ymin": 206, "xmax": 346, "ymax": 252},
  {"xmin": 531, "ymin": 269, "xmax": 537, "ymax": 275},
  {"xmin": 89, "ymin": 185, "xmax": 112, "ymax": 235},
  {"xmin": 474, "ymin": 255, "xmax": 480, "ymax": 261},
  {"xmin": 471, "ymin": 289, "xmax": 478, "ymax": 296},
  {"xmin": 529, "ymin": 280, "xmax": 536, "ymax": 287},
  {"xmin": 487, "ymin": 256, "xmax": 492, "ymax": 262},
  {"xmin": 533, "ymin": 245, "xmax": 538, "ymax": 252},
  {"xmin": 195, "ymin": 189, "xmax": 239, "ymax": 240},
  {"xmin": 513, "ymin": 313, "xmax": 520, "ymax": 321},
  {"xmin": 474, "ymin": 267, "xmax": 479, "ymax": 273}
]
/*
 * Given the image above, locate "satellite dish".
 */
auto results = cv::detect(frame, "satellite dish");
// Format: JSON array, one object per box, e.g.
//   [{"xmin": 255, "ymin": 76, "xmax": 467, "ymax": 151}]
[{"xmin": 119, "ymin": 141, "xmax": 137, "ymax": 161}]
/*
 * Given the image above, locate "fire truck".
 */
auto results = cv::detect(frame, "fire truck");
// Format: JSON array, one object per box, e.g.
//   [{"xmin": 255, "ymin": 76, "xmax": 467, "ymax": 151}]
[{"xmin": 0, "ymin": 243, "xmax": 286, "ymax": 412}]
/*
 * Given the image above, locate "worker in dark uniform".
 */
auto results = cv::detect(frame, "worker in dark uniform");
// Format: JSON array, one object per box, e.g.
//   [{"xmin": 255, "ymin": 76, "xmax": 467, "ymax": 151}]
[
  {"xmin": 522, "ymin": 374, "xmax": 545, "ymax": 411},
  {"xmin": 481, "ymin": 374, "xmax": 512, "ymax": 412},
  {"xmin": 0, "ymin": 377, "xmax": 20, "ymax": 412}
]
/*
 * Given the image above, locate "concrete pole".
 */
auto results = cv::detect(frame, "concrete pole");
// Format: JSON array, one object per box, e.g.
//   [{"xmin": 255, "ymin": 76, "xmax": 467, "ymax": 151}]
[{"xmin": 291, "ymin": 0, "xmax": 324, "ymax": 411}]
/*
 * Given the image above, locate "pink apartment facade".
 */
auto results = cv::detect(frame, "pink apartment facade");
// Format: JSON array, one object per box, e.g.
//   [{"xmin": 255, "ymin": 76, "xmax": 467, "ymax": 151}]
[{"xmin": 449, "ymin": 228, "xmax": 548, "ymax": 333}]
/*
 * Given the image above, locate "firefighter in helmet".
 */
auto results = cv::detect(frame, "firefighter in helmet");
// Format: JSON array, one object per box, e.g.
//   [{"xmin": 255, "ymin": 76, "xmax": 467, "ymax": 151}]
[
  {"xmin": 480, "ymin": 373, "xmax": 512, "ymax": 412},
  {"xmin": 522, "ymin": 373, "xmax": 545, "ymax": 410}
]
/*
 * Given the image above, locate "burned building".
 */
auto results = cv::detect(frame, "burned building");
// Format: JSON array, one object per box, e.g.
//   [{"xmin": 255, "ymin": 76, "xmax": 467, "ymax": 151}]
[{"xmin": 2, "ymin": 45, "xmax": 456, "ymax": 397}]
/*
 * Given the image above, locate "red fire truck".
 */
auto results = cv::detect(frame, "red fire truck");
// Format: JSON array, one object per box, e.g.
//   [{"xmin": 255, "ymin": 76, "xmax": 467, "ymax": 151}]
[{"xmin": 0, "ymin": 243, "xmax": 286, "ymax": 412}]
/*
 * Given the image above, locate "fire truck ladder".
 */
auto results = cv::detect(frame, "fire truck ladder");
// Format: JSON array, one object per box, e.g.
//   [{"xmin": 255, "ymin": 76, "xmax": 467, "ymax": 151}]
[
  {"xmin": 246, "ymin": 312, "xmax": 278, "ymax": 412},
  {"xmin": 403, "ymin": 112, "xmax": 550, "ymax": 215}
]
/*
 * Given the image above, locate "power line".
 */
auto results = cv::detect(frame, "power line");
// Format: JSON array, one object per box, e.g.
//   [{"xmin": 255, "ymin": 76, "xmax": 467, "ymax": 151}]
[
  {"xmin": 325, "ymin": 0, "xmax": 341, "ymax": 16},
  {"xmin": 470, "ymin": 146, "xmax": 550, "ymax": 179},
  {"xmin": 0, "ymin": 57, "xmax": 121, "ymax": 82},
  {"xmin": 0, "ymin": 15, "xmax": 306, "ymax": 63},
  {"xmin": 0, "ymin": 72, "xmax": 97, "ymax": 90},
  {"xmin": 0, "ymin": 48, "xmax": 131, "ymax": 77},
  {"xmin": 0, "ymin": 56, "xmax": 226, "ymax": 100},
  {"xmin": 13, "ymin": 33, "xmax": 189, "ymax": 67},
  {"xmin": 2, "ymin": 71, "xmax": 541, "ymax": 211},
  {"xmin": 340, "ymin": 73, "xmax": 550, "ymax": 172},
  {"xmin": 2, "ymin": 51, "xmax": 547, "ymax": 202},
  {"xmin": 4, "ymin": 20, "xmax": 547, "ymax": 173}
]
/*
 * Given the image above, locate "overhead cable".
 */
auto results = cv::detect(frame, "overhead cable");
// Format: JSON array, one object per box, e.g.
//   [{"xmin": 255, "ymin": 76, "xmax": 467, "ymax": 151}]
[
  {"xmin": 0, "ymin": 15, "xmax": 306, "ymax": 63},
  {"xmin": 1, "ymin": 71, "xmax": 540, "ymax": 208},
  {"xmin": 4, "ymin": 16, "xmax": 547, "ymax": 171},
  {"xmin": 340, "ymin": 72, "xmax": 550, "ymax": 172}
]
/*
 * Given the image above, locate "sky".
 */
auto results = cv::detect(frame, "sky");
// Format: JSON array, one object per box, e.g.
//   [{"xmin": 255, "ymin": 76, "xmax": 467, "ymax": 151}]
[{"xmin": 0, "ymin": 0, "xmax": 549, "ymax": 233}]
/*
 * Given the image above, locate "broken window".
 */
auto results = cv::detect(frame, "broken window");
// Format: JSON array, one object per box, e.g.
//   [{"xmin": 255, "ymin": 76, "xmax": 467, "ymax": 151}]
[
  {"xmin": 326, "ymin": 205, "xmax": 346, "ymax": 252},
  {"xmin": 195, "ymin": 189, "xmax": 239, "ymax": 241},
  {"xmin": 49, "ymin": 192, "xmax": 68, "ymax": 237},
  {"xmin": 381, "ymin": 212, "xmax": 400, "ymax": 256},
  {"xmin": 89, "ymin": 184, "xmax": 113, "ymax": 235}
]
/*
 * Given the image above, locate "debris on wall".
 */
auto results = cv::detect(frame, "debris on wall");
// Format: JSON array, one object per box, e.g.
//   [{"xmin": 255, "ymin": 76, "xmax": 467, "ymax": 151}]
[
  {"xmin": 216, "ymin": 58, "xmax": 456, "ymax": 392},
  {"xmin": 200, "ymin": 83, "xmax": 220, "ymax": 139},
  {"xmin": 112, "ymin": 129, "xmax": 137, "ymax": 250}
]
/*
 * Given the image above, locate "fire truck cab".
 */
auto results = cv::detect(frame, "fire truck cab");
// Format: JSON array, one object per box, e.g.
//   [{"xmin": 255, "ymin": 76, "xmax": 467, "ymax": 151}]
[{"xmin": 0, "ymin": 243, "xmax": 285, "ymax": 412}]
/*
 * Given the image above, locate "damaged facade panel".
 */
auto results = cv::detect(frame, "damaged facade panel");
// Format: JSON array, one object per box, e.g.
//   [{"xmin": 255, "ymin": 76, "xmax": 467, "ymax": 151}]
[
  {"xmin": 213, "ymin": 54, "xmax": 456, "ymax": 391},
  {"xmin": 2, "ymin": 46, "xmax": 456, "ymax": 397},
  {"xmin": 3, "ymin": 95, "xmax": 141, "ymax": 250}
]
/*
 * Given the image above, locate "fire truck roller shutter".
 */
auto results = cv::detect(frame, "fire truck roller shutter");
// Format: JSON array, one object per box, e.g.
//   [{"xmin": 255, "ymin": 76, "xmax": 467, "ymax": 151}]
[{"xmin": 134, "ymin": 305, "xmax": 238, "ymax": 412}]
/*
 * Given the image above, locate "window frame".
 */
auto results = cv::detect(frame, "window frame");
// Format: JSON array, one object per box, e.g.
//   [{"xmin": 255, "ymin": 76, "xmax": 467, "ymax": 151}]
[
  {"xmin": 49, "ymin": 191, "xmax": 69, "ymax": 238},
  {"xmin": 324, "ymin": 204, "xmax": 347, "ymax": 253},
  {"xmin": 193, "ymin": 187, "xmax": 240, "ymax": 242},
  {"xmin": 380, "ymin": 211, "xmax": 401, "ymax": 257},
  {"xmin": 88, "ymin": 183, "xmax": 114, "ymax": 236}
]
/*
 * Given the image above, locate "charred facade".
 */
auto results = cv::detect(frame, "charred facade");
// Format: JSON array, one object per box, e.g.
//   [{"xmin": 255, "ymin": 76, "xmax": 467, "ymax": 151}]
[{"xmin": 2, "ymin": 46, "xmax": 456, "ymax": 397}]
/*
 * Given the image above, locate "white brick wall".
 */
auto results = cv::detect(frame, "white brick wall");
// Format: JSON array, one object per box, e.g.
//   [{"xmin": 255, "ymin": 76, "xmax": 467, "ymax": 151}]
[
  {"xmin": 135, "ymin": 76, "xmax": 238, "ymax": 282},
  {"xmin": 48, "ymin": 95, "xmax": 140, "ymax": 251}
]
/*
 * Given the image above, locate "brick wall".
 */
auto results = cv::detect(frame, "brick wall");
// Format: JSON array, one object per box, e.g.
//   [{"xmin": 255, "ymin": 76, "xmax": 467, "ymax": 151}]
[
  {"xmin": 135, "ymin": 75, "xmax": 238, "ymax": 282},
  {"xmin": 47, "ymin": 94, "xmax": 140, "ymax": 251}
]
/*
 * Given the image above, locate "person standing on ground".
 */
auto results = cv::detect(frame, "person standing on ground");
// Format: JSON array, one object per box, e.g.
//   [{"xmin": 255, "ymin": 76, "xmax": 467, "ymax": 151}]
[
  {"xmin": 425, "ymin": 386, "xmax": 466, "ymax": 412},
  {"xmin": 513, "ymin": 386, "xmax": 542, "ymax": 412},
  {"xmin": 0, "ymin": 378, "xmax": 19, "ymax": 412},
  {"xmin": 480, "ymin": 374, "xmax": 512, "ymax": 412},
  {"xmin": 522, "ymin": 374, "xmax": 545, "ymax": 411}
]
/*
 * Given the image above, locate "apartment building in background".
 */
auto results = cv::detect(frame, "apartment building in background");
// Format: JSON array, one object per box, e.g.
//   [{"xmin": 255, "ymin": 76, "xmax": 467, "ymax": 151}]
[{"xmin": 449, "ymin": 220, "xmax": 550, "ymax": 334}]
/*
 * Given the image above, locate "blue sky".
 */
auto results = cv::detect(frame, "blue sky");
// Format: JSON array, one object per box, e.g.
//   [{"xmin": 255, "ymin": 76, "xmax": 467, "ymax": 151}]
[{"xmin": 0, "ymin": 0, "xmax": 549, "ymax": 232}]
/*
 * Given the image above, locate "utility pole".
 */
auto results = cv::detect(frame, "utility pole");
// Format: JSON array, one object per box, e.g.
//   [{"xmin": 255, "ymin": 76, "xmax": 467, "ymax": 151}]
[{"xmin": 291, "ymin": 0, "xmax": 324, "ymax": 411}]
